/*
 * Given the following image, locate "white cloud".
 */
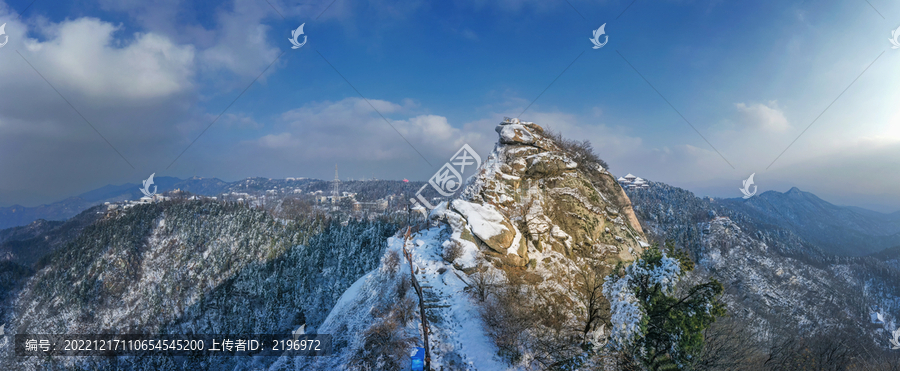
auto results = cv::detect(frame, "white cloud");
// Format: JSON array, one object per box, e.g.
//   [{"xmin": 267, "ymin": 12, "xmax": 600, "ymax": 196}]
[
  {"xmin": 11, "ymin": 18, "xmax": 195, "ymax": 101},
  {"xmin": 0, "ymin": 15, "xmax": 201, "ymax": 206},
  {"xmin": 735, "ymin": 101, "xmax": 790, "ymax": 132},
  {"xmin": 175, "ymin": 97, "xmax": 497, "ymax": 182},
  {"xmin": 96, "ymin": 0, "xmax": 281, "ymax": 80},
  {"xmin": 198, "ymin": 0, "xmax": 280, "ymax": 80},
  {"xmin": 214, "ymin": 113, "xmax": 262, "ymax": 129},
  {"xmin": 257, "ymin": 132, "xmax": 295, "ymax": 149},
  {"xmin": 246, "ymin": 97, "xmax": 487, "ymax": 164}
]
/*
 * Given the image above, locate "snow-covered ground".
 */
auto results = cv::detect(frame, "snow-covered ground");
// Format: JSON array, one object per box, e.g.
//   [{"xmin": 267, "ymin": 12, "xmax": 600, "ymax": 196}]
[{"xmin": 270, "ymin": 226, "xmax": 512, "ymax": 370}]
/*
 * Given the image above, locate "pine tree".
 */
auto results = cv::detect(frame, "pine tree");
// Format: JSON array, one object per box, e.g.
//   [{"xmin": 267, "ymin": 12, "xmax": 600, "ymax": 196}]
[{"xmin": 604, "ymin": 242, "xmax": 725, "ymax": 370}]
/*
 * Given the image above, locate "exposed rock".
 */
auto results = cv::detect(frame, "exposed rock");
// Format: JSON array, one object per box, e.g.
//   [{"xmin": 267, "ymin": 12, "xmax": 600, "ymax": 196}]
[
  {"xmin": 450, "ymin": 200, "xmax": 517, "ymax": 256},
  {"xmin": 496, "ymin": 123, "xmax": 534, "ymax": 145},
  {"xmin": 524, "ymin": 152, "xmax": 576, "ymax": 178},
  {"xmin": 300, "ymin": 117, "xmax": 654, "ymax": 368},
  {"xmin": 457, "ymin": 119, "xmax": 646, "ymax": 266},
  {"xmin": 523, "ymin": 122, "xmax": 544, "ymax": 134}
]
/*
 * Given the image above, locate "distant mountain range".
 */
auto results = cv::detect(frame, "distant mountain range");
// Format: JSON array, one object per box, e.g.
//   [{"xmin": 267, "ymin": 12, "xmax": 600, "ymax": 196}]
[
  {"xmin": 0, "ymin": 206, "xmax": 103, "ymax": 268},
  {"xmin": 2, "ymin": 176, "xmax": 899, "ymax": 257},
  {"xmin": 0, "ymin": 176, "xmax": 231, "ymax": 230},
  {"xmin": 628, "ymin": 181, "xmax": 900, "ymax": 365},
  {"xmin": 0, "ymin": 176, "xmax": 430, "ymax": 231},
  {"xmin": 717, "ymin": 187, "xmax": 900, "ymax": 256}
]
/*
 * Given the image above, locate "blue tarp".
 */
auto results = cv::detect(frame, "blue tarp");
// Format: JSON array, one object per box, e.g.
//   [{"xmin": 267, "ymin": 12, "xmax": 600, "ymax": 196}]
[{"xmin": 411, "ymin": 347, "xmax": 425, "ymax": 371}]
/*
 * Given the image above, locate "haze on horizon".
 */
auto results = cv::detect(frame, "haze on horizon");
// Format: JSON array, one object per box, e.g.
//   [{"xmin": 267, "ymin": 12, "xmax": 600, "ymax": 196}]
[{"xmin": 0, "ymin": 0, "xmax": 898, "ymax": 213}]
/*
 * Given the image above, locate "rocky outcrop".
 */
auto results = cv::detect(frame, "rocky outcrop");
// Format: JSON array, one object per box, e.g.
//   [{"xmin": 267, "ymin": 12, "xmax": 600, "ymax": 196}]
[
  {"xmin": 497, "ymin": 123, "xmax": 534, "ymax": 145},
  {"xmin": 305, "ymin": 119, "xmax": 656, "ymax": 370},
  {"xmin": 450, "ymin": 119, "xmax": 648, "ymax": 270}
]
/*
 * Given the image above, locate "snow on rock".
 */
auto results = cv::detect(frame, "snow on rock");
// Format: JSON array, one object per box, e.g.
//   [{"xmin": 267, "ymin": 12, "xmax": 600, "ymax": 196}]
[
  {"xmin": 450, "ymin": 201, "xmax": 506, "ymax": 240},
  {"xmin": 496, "ymin": 123, "xmax": 534, "ymax": 145},
  {"xmin": 445, "ymin": 238, "xmax": 479, "ymax": 270},
  {"xmin": 524, "ymin": 152, "xmax": 576, "ymax": 178},
  {"xmin": 451, "ymin": 200, "xmax": 515, "ymax": 254}
]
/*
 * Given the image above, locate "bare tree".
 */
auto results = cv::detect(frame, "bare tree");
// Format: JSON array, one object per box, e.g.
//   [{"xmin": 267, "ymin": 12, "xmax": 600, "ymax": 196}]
[
  {"xmin": 763, "ymin": 326, "xmax": 868, "ymax": 371},
  {"xmin": 690, "ymin": 318, "xmax": 766, "ymax": 370},
  {"xmin": 347, "ymin": 316, "xmax": 417, "ymax": 371},
  {"xmin": 476, "ymin": 271, "xmax": 588, "ymax": 369},
  {"xmin": 544, "ymin": 129, "xmax": 610, "ymax": 171},
  {"xmin": 466, "ymin": 268, "xmax": 499, "ymax": 302},
  {"xmin": 571, "ymin": 261, "xmax": 608, "ymax": 345},
  {"xmin": 348, "ymin": 281, "xmax": 418, "ymax": 371},
  {"xmin": 442, "ymin": 239, "xmax": 464, "ymax": 264}
]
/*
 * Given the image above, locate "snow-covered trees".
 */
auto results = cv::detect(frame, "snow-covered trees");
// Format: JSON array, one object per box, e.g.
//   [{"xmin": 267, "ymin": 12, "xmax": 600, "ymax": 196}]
[
  {"xmin": 603, "ymin": 242, "xmax": 725, "ymax": 369},
  {"xmin": 4, "ymin": 198, "xmax": 402, "ymax": 370}
]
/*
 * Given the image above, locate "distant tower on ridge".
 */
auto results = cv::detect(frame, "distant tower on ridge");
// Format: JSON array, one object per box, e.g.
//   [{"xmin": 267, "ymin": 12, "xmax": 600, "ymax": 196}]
[{"xmin": 332, "ymin": 164, "xmax": 341, "ymax": 203}]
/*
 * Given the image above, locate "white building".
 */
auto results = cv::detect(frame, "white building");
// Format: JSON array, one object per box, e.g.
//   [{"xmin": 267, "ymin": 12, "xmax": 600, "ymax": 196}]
[{"xmin": 618, "ymin": 173, "xmax": 650, "ymax": 190}]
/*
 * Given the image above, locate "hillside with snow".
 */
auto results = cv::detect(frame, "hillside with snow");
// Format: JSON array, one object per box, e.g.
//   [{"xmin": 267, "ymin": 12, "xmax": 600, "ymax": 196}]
[{"xmin": 628, "ymin": 181, "xmax": 900, "ymax": 367}]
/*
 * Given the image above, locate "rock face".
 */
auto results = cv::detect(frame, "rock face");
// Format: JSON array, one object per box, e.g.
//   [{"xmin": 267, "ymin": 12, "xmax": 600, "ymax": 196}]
[
  {"xmin": 445, "ymin": 119, "xmax": 647, "ymax": 269},
  {"xmin": 496, "ymin": 123, "xmax": 534, "ymax": 145},
  {"xmin": 449, "ymin": 200, "xmax": 516, "ymax": 255}
]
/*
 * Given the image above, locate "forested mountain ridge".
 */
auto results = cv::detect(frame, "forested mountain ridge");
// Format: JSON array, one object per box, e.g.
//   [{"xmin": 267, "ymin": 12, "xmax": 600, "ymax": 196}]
[
  {"xmin": 0, "ymin": 199, "xmax": 403, "ymax": 370},
  {"xmin": 0, "ymin": 207, "xmax": 103, "ymax": 267},
  {"xmin": 0, "ymin": 176, "xmax": 428, "ymax": 230},
  {"xmin": 628, "ymin": 181, "xmax": 900, "ymax": 368}
]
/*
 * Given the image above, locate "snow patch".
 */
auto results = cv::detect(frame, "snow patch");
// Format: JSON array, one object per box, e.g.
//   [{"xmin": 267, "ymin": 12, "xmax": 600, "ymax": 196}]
[{"xmin": 451, "ymin": 200, "xmax": 509, "ymax": 241}]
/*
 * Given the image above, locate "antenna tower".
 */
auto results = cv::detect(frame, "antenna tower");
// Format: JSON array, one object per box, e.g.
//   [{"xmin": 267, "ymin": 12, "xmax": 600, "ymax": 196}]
[{"xmin": 332, "ymin": 164, "xmax": 341, "ymax": 203}]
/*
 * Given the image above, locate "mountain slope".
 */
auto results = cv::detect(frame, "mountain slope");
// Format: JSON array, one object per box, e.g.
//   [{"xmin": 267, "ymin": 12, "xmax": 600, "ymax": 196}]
[
  {"xmin": 0, "ymin": 199, "xmax": 400, "ymax": 370},
  {"xmin": 628, "ymin": 181, "xmax": 900, "ymax": 360},
  {"xmin": 0, "ymin": 207, "xmax": 103, "ymax": 267},
  {"xmin": 719, "ymin": 187, "xmax": 900, "ymax": 256}
]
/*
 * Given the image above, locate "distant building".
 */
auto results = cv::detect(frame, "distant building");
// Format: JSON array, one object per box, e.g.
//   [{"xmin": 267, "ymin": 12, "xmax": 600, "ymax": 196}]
[
  {"xmin": 352, "ymin": 199, "xmax": 389, "ymax": 213},
  {"xmin": 617, "ymin": 173, "xmax": 650, "ymax": 190}
]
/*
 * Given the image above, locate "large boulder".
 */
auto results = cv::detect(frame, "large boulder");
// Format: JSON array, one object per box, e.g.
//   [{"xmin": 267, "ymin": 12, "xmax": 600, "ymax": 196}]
[
  {"xmin": 450, "ymin": 200, "xmax": 517, "ymax": 255},
  {"xmin": 496, "ymin": 124, "xmax": 535, "ymax": 145}
]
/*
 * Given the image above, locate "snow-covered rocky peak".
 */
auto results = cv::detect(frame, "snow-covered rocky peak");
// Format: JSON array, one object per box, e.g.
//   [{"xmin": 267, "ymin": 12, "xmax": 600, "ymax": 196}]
[
  {"xmin": 442, "ymin": 119, "xmax": 647, "ymax": 269},
  {"xmin": 299, "ymin": 120, "xmax": 652, "ymax": 370}
]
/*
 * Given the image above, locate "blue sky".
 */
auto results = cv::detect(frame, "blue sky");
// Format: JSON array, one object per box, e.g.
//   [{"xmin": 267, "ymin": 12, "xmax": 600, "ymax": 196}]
[{"xmin": 1, "ymin": 0, "xmax": 899, "ymax": 212}]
